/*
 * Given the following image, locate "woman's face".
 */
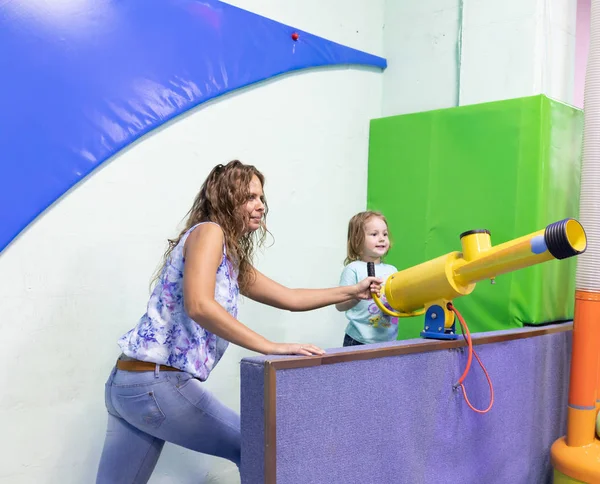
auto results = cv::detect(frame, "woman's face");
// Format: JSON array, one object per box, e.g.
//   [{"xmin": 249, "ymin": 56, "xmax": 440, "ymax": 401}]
[{"xmin": 243, "ymin": 175, "xmax": 265, "ymax": 233}]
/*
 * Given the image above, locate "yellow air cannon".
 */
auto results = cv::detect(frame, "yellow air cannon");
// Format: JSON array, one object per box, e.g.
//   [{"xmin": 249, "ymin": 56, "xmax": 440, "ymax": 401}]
[{"xmin": 367, "ymin": 218, "xmax": 587, "ymax": 340}]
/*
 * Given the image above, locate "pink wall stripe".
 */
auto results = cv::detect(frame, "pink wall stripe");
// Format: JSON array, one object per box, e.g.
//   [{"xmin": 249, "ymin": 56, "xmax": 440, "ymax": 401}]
[{"xmin": 575, "ymin": 0, "xmax": 591, "ymax": 108}]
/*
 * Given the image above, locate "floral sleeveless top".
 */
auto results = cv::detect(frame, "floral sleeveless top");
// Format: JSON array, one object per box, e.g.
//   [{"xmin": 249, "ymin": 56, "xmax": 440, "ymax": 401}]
[{"xmin": 118, "ymin": 222, "xmax": 239, "ymax": 380}]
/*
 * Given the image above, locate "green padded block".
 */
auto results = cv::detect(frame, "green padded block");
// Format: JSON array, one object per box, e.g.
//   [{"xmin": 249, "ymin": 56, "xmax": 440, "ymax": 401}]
[{"xmin": 367, "ymin": 95, "xmax": 583, "ymax": 339}]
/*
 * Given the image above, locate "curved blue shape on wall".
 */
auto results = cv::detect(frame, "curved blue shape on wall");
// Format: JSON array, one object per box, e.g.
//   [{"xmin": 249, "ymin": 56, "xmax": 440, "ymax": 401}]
[{"xmin": 0, "ymin": 0, "xmax": 386, "ymax": 253}]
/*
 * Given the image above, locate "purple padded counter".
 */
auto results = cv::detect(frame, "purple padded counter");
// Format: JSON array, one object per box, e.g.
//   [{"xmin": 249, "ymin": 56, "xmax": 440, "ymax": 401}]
[{"xmin": 241, "ymin": 323, "xmax": 572, "ymax": 483}]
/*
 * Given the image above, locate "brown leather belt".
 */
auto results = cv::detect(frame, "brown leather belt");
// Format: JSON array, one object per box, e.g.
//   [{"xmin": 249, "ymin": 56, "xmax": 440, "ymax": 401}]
[{"xmin": 116, "ymin": 358, "xmax": 180, "ymax": 372}]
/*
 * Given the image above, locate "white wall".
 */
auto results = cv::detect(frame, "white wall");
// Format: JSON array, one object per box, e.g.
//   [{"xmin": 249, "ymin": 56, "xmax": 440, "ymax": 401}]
[
  {"xmin": 460, "ymin": 0, "xmax": 577, "ymax": 106},
  {"xmin": 382, "ymin": 0, "xmax": 578, "ymax": 116},
  {"xmin": 382, "ymin": 0, "xmax": 462, "ymax": 116},
  {"xmin": 0, "ymin": 1, "xmax": 384, "ymax": 482}
]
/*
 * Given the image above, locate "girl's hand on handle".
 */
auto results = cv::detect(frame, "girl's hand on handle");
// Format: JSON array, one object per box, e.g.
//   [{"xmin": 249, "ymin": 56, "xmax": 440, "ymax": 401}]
[
  {"xmin": 354, "ymin": 276, "xmax": 383, "ymax": 300},
  {"xmin": 267, "ymin": 342, "xmax": 325, "ymax": 356}
]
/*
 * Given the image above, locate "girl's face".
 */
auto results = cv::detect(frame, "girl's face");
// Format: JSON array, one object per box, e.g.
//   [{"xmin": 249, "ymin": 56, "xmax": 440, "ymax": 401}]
[
  {"xmin": 243, "ymin": 175, "xmax": 265, "ymax": 233},
  {"xmin": 362, "ymin": 216, "xmax": 389, "ymax": 262}
]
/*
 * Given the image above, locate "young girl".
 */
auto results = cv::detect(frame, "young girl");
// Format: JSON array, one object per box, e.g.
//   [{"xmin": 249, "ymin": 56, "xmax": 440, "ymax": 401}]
[
  {"xmin": 95, "ymin": 160, "xmax": 381, "ymax": 483},
  {"xmin": 336, "ymin": 211, "xmax": 399, "ymax": 346}
]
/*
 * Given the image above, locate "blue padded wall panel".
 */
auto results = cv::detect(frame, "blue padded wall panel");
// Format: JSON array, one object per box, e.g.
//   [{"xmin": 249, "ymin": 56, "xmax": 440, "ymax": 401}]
[{"xmin": 0, "ymin": 0, "xmax": 386, "ymax": 252}]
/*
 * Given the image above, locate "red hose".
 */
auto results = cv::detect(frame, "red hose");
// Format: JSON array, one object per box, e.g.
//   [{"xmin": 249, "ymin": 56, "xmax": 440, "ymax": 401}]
[{"xmin": 447, "ymin": 302, "xmax": 494, "ymax": 414}]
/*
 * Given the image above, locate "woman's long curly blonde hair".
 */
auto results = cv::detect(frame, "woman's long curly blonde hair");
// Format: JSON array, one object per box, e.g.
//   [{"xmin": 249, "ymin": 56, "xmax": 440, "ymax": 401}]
[{"xmin": 153, "ymin": 160, "xmax": 269, "ymax": 292}]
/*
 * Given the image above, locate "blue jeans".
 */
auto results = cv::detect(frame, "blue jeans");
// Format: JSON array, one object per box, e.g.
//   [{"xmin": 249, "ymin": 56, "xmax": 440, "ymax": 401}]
[
  {"xmin": 96, "ymin": 365, "xmax": 241, "ymax": 483},
  {"xmin": 342, "ymin": 333, "xmax": 364, "ymax": 347}
]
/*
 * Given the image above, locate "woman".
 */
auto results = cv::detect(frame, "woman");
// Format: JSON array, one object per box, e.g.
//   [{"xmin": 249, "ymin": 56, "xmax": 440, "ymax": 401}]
[{"xmin": 96, "ymin": 160, "xmax": 381, "ymax": 483}]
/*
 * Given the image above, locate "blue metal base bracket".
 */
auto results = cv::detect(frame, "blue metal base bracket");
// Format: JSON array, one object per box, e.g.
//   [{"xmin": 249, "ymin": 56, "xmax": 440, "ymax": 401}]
[{"xmin": 420, "ymin": 304, "xmax": 459, "ymax": 340}]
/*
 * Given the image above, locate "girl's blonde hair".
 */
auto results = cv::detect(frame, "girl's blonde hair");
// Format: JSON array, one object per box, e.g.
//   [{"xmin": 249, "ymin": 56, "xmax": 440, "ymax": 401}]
[
  {"xmin": 344, "ymin": 211, "xmax": 391, "ymax": 265},
  {"xmin": 153, "ymin": 160, "xmax": 268, "ymax": 292}
]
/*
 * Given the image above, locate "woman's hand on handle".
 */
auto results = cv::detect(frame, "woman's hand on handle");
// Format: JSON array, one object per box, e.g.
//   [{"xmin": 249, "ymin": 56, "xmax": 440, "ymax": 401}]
[{"xmin": 353, "ymin": 276, "xmax": 383, "ymax": 300}]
